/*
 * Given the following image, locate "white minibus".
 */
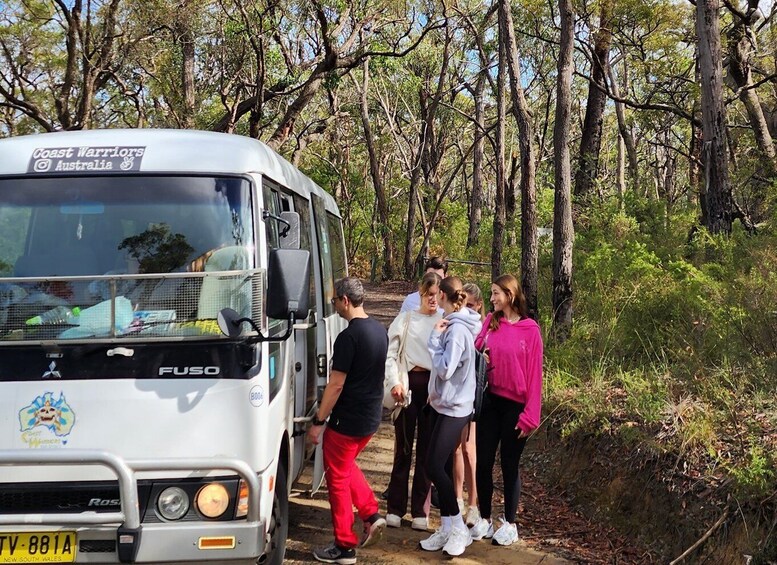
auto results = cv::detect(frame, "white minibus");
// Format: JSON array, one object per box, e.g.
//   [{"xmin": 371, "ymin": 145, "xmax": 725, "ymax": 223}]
[{"xmin": 0, "ymin": 129, "xmax": 347, "ymax": 564}]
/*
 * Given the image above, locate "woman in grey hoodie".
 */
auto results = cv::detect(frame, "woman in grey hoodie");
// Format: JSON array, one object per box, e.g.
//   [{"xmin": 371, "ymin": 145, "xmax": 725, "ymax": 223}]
[{"xmin": 419, "ymin": 276, "xmax": 482, "ymax": 558}]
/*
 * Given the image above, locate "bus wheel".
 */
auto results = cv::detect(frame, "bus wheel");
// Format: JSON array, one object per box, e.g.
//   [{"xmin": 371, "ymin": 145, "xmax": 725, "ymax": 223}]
[{"xmin": 262, "ymin": 463, "xmax": 288, "ymax": 565}]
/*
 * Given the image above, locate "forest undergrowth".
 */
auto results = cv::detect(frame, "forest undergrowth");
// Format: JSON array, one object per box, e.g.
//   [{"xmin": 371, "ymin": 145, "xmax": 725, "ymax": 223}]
[{"xmin": 358, "ymin": 196, "xmax": 777, "ymax": 562}]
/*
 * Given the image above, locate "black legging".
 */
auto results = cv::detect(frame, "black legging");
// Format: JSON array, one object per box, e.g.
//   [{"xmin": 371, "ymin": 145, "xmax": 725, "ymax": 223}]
[
  {"xmin": 475, "ymin": 391, "xmax": 528, "ymax": 523},
  {"xmin": 425, "ymin": 408, "xmax": 470, "ymax": 517}
]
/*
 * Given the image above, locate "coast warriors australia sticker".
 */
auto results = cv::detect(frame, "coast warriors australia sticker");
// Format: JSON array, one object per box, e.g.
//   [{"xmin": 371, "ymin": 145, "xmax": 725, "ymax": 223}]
[
  {"xmin": 28, "ymin": 146, "xmax": 146, "ymax": 173},
  {"xmin": 18, "ymin": 391, "xmax": 76, "ymax": 448}
]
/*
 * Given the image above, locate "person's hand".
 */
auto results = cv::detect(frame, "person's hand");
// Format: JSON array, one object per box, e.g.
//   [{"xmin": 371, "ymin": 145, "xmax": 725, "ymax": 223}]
[
  {"xmin": 481, "ymin": 347, "xmax": 490, "ymax": 364},
  {"xmin": 308, "ymin": 423, "xmax": 324, "ymax": 445},
  {"xmin": 391, "ymin": 384, "xmax": 405, "ymax": 404},
  {"xmin": 517, "ymin": 427, "xmax": 530, "ymax": 439},
  {"xmin": 434, "ymin": 318, "xmax": 449, "ymax": 332}
]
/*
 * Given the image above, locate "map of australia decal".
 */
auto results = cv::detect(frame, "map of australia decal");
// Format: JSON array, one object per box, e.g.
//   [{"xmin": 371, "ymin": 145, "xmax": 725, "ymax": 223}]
[{"xmin": 19, "ymin": 392, "xmax": 76, "ymax": 447}]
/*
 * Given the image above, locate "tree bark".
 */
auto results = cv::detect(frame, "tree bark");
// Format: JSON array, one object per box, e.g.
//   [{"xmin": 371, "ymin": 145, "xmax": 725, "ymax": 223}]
[
  {"xmin": 359, "ymin": 58, "xmax": 394, "ymax": 280},
  {"xmin": 697, "ymin": 0, "xmax": 735, "ymax": 234},
  {"xmin": 574, "ymin": 0, "xmax": 614, "ymax": 200},
  {"xmin": 467, "ymin": 74, "xmax": 486, "ymax": 248},
  {"xmin": 499, "ymin": 0, "xmax": 538, "ymax": 318},
  {"xmin": 552, "ymin": 0, "xmax": 575, "ymax": 342},
  {"xmin": 179, "ymin": 28, "xmax": 196, "ymax": 129},
  {"xmin": 607, "ymin": 60, "xmax": 638, "ymax": 193},
  {"xmin": 491, "ymin": 29, "xmax": 508, "ymax": 281},
  {"xmin": 726, "ymin": 4, "xmax": 775, "ymax": 213}
]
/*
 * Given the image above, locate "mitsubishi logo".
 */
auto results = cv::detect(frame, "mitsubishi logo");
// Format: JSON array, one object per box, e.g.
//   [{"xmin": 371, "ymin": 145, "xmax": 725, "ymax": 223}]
[{"xmin": 42, "ymin": 361, "xmax": 62, "ymax": 379}]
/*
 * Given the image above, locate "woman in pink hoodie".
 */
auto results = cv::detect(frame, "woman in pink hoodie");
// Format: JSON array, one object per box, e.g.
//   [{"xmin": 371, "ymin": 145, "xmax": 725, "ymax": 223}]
[{"xmin": 468, "ymin": 274, "xmax": 543, "ymax": 547}]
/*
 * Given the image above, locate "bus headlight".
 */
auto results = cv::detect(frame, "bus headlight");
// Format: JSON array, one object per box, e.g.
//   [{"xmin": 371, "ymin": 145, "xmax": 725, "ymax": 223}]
[
  {"xmin": 196, "ymin": 483, "xmax": 229, "ymax": 518},
  {"xmin": 157, "ymin": 487, "xmax": 190, "ymax": 520}
]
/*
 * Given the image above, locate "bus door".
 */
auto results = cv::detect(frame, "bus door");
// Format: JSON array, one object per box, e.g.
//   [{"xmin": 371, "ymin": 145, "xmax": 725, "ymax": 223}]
[
  {"xmin": 309, "ymin": 193, "xmax": 345, "ymax": 493},
  {"xmin": 287, "ymin": 192, "xmax": 319, "ymax": 482}
]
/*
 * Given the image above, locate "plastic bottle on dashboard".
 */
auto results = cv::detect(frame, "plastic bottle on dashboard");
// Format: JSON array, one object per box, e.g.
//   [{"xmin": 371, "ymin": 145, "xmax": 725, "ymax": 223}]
[{"xmin": 26, "ymin": 305, "xmax": 81, "ymax": 326}]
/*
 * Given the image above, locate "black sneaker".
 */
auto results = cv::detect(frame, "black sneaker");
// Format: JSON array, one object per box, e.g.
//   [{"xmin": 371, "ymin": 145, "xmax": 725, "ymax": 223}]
[
  {"xmin": 360, "ymin": 514, "xmax": 387, "ymax": 547},
  {"xmin": 313, "ymin": 541, "xmax": 357, "ymax": 564}
]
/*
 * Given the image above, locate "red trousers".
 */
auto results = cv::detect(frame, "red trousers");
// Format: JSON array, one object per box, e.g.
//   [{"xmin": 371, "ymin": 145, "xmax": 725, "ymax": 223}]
[{"xmin": 322, "ymin": 427, "xmax": 379, "ymax": 548}]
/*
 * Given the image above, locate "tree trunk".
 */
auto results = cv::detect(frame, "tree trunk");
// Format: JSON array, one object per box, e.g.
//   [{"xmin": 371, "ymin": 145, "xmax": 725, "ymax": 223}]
[
  {"xmin": 179, "ymin": 30, "xmax": 196, "ymax": 129},
  {"xmin": 467, "ymin": 74, "xmax": 486, "ymax": 248},
  {"xmin": 574, "ymin": 0, "xmax": 614, "ymax": 200},
  {"xmin": 552, "ymin": 0, "xmax": 575, "ymax": 342},
  {"xmin": 499, "ymin": 0, "xmax": 538, "ymax": 318},
  {"xmin": 359, "ymin": 59, "xmax": 394, "ymax": 279},
  {"xmin": 607, "ymin": 61, "xmax": 638, "ymax": 192},
  {"xmin": 491, "ymin": 33, "xmax": 507, "ymax": 281},
  {"xmin": 697, "ymin": 0, "xmax": 735, "ymax": 234}
]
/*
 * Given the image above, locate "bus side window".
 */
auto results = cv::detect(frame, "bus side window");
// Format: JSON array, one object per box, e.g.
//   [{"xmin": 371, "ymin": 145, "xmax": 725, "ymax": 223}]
[
  {"xmin": 262, "ymin": 185, "xmax": 280, "ymax": 250},
  {"xmin": 292, "ymin": 194, "xmax": 316, "ymax": 316},
  {"xmin": 326, "ymin": 212, "xmax": 347, "ymax": 280},
  {"xmin": 311, "ymin": 194, "xmax": 335, "ymax": 316}
]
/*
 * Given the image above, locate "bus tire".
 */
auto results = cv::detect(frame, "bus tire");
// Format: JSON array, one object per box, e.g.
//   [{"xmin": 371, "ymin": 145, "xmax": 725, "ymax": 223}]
[{"xmin": 262, "ymin": 462, "xmax": 289, "ymax": 565}]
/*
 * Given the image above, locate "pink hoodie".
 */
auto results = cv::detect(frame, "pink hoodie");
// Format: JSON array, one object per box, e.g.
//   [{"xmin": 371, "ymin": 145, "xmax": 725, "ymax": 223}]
[{"xmin": 475, "ymin": 313, "xmax": 543, "ymax": 434}]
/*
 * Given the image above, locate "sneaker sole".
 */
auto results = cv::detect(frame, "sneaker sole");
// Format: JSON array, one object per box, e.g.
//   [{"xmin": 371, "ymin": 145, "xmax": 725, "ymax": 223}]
[
  {"xmin": 411, "ymin": 523, "xmax": 428, "ymax": 531},
  {"xmin": 313, "ymin": 554, "xmax": 357, "ymax": 565},
  {"xmin": 361, "ymin": 519, "xmax": 386, "ymax": 548},
  {"xmin": 491, "ymin": 537, "xmax": 515, "ymax": 546},
  {"xmin": 443, "ymin": 535, "xmax": 472, "ymax": 556}
]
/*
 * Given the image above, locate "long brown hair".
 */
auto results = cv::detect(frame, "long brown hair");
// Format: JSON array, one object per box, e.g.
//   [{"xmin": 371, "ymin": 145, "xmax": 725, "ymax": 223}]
[{"xmin": 489, "ymin": 274, "xmax": 528, "ymax": 331}]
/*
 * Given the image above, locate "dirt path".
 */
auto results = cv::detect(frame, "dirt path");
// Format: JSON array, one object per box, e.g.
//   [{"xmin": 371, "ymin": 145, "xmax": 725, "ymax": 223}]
[
  {"xmin": 284, "ymin": 420, "xmax": 569, "ymax": 564},
  {"xmin": 282, "ymin": 280, "xmax": 653, "ymax": 564},
  {"xmin": 283, "ymin": 280, "xmax": 569, "ymax": 564}
]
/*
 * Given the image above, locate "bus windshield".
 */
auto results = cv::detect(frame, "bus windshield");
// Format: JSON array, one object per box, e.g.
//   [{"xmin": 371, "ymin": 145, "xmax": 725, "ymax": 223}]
[
  {"xmin": 0, "ymin": 175, "xmax": 257, "ymax": 341},
  {"xmin": 0, "ymin": 175, "xmax": 254, "ymax": 277}
]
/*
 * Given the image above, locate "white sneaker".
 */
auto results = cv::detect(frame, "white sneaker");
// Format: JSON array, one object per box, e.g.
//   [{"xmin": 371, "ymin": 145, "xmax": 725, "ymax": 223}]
[
  {"xmin": 469, "ymin": 517, "xmax": 494, "ymax": 540},
  {"xmin": 491, "ymin": 520, "xmax": 519, "ymax": 546},
  {"xmin": 410, "ymin": 516, "xmax": 428, "ymax": 531},
  {"xmin": 443, "ymin": 526, "xmax": 472, "ymax": 557},
  {"xmin": 419, "ymin": 528, "xmax": 449, "ymax": 551},
  {"xmin": 465, "ymin": 505, "xmax": 480, "ymax": 527},
  {"xmin": 386, "ymin": 513, "xmax": 401, "ymax": 528}
]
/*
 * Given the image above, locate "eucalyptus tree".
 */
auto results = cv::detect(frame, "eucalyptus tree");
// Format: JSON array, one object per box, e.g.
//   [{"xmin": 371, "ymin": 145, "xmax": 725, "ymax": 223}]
[
  {"xmin": 0, "ymin": 0, "xmax": 128, "ymax": 131},
  {"xmin": 574, "ymin": 0, "xmax": 614, "ymax": 201},
  {"xmin": 552, "ymin": 0, "xmax": 574, "ymax": 342},
  {"xmin": 499, "ymin": 0, "xmax": 539, "ymax": 317},
  {"xmin": 697, "ymin": 0, "xmax": 736, "ymax": 233},
  {"xmin": 208, "ymin": 0, "xmax": 444, "ymax": 154}
]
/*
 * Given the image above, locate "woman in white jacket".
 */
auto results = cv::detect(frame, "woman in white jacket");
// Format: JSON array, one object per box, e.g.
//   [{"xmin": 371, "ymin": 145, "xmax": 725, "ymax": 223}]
[
  {"xmin": 419, "ymin": 276, "xmax": 482, "ymax": 557},
  {"xmin": 384, "ymin": 272, "xmax": 442, "ymax": 530}
]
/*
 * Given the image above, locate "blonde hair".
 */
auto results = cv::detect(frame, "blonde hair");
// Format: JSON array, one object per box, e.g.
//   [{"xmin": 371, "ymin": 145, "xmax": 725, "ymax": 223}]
[{"xmin": 463, "ymin": 282, "xmax": 485, "ymax": 319}]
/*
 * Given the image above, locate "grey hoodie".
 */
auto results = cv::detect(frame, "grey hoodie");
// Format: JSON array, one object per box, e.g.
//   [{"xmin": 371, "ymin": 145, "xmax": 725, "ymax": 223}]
[{"xmin": 427, "ymin": 307, "xmax": 483, "ymax": 418}]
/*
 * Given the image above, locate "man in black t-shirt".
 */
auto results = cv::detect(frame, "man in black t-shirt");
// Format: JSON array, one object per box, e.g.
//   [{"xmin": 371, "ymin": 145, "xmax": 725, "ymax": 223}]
[{"xmin": 308, "ymin": 277, "xmax": 388, "ymax": 564}]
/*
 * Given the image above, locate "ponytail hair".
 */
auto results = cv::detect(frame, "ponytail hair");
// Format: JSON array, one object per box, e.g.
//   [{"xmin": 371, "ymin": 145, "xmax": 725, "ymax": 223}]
[
  {"xmin": 489, "ymin": 274, "xmax": 528, "ymax": 331},
  {"xmin": 440, "ymin": 276, "xmax": 466, "ymax": 312}
]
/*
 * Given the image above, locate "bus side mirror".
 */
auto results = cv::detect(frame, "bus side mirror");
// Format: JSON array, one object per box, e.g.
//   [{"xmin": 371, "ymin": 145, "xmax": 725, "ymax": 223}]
[{"xmin": 266, "ymin": 248, "xmax": 309, "ymax": 319}]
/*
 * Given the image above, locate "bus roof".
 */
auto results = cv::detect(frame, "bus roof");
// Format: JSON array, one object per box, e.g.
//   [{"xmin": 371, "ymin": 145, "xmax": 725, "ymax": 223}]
[{"xmin": 0, "ymin": 129, "xmax": 339, "ymax": 213}]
